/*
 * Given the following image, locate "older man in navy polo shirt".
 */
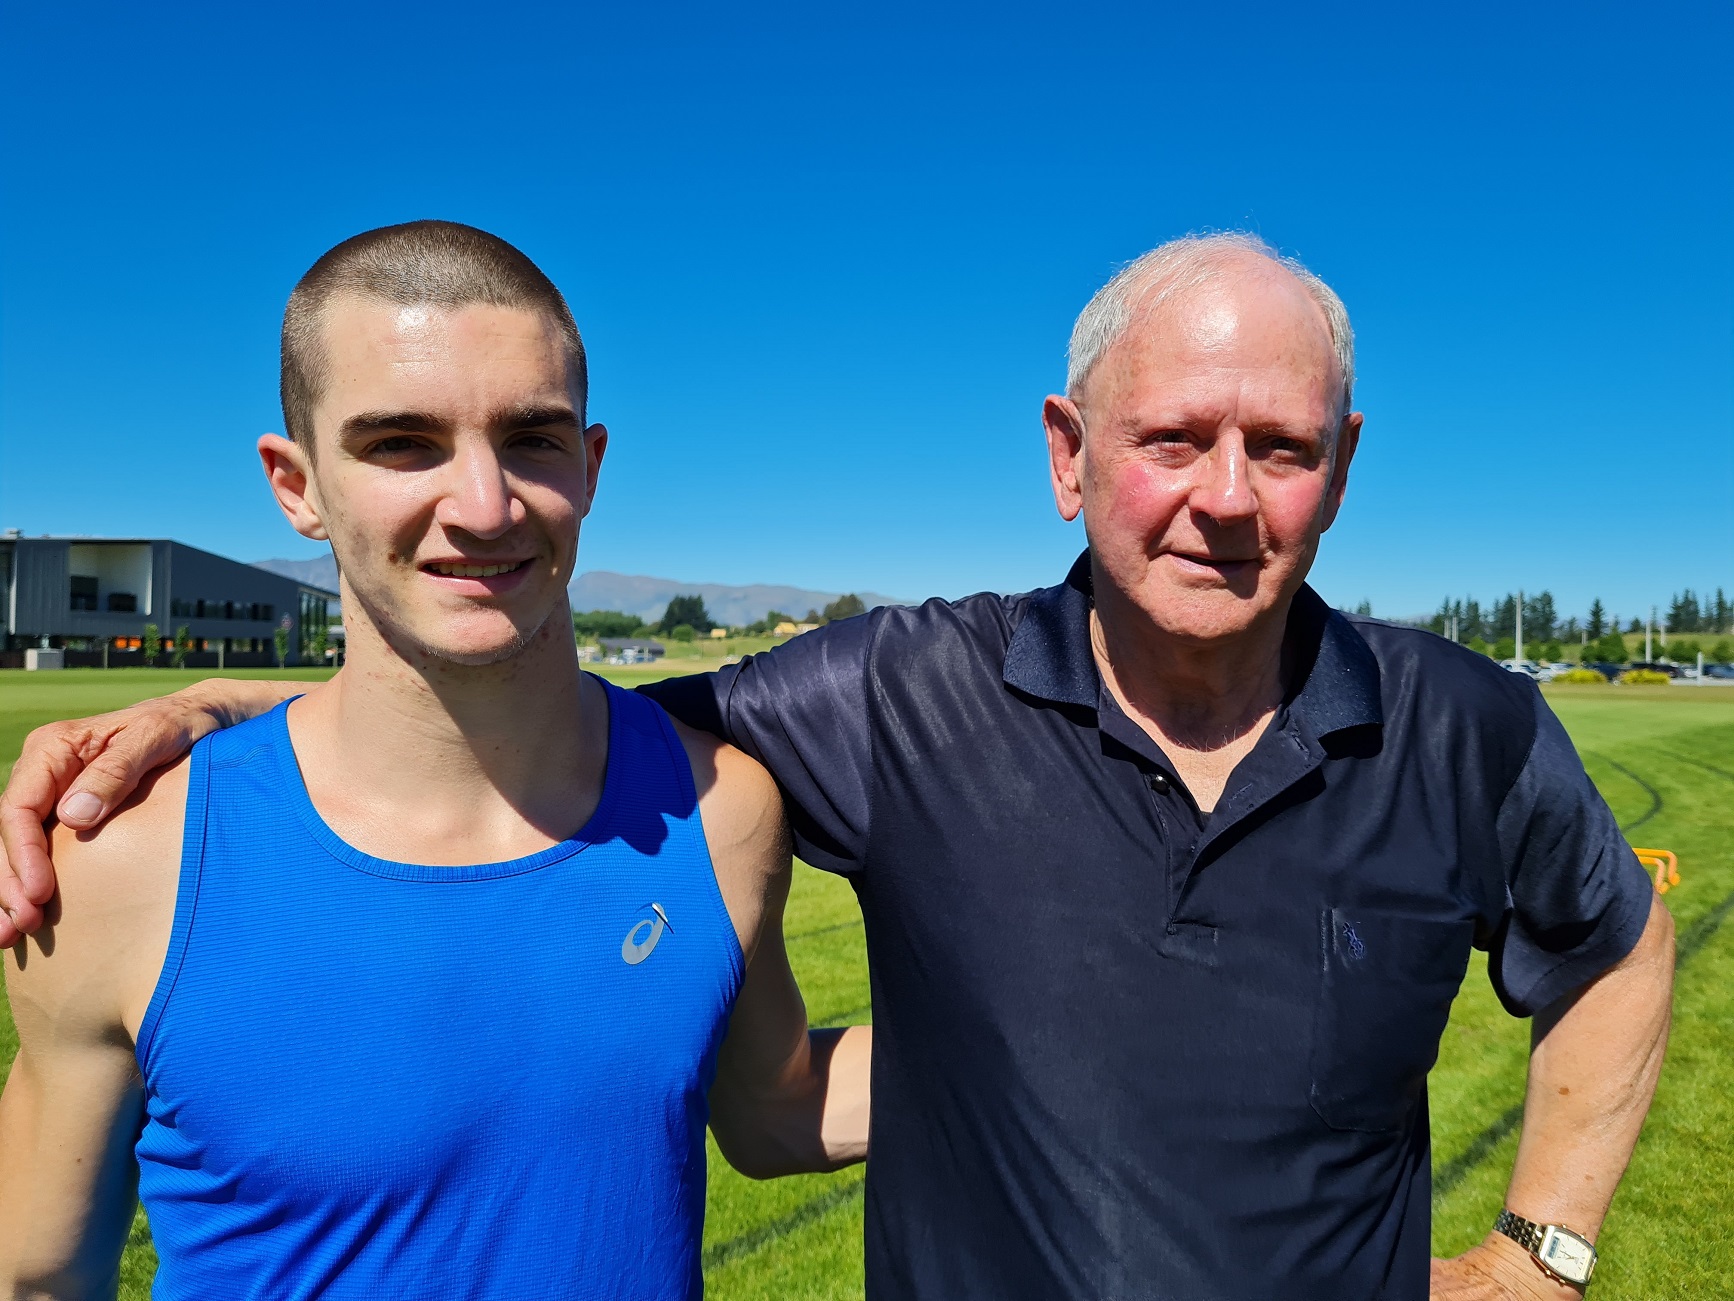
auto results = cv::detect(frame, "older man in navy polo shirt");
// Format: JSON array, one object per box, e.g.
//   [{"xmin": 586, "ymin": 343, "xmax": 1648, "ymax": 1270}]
[{"xmin": 2, "ymin": 234, "xmax": 1673, "ymax": 1300}]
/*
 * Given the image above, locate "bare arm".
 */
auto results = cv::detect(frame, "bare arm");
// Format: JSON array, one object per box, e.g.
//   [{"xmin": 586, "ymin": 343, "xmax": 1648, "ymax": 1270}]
[
  {"xmin": 673, "ymin": 719, "xmax": 870, "ymax": 1178},
  {"xmin": 707, "ymin": 873, "xmax": 872, "ymax": 1177},
  {"xmin": 0, "ymin": 677, "xmax": 302, "ymax": 943},
  {"xmin": 1431, "ymin": 894, "xmax": 1675, "ymax": 1299},
  {"xmin": 0, "ymin": 772, "xmax": 185, "ymax": 1298},
  {"xmin": 0, "ymin": 992, "xmax": 146, "ymax": 1299}
]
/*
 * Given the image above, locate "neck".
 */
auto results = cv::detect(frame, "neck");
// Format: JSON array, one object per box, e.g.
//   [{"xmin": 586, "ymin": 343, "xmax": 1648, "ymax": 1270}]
[
  {"xmin": 289, "ymin": 594, "xmax": 600, "ymax": 860},
  {"xmin": 1090, "ymin": 572, "xmax": 1293, "ymax": 756}
]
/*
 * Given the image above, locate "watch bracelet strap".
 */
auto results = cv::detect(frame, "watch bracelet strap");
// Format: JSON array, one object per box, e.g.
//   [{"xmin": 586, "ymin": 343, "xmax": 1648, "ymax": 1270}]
[
  {"xmin": 1495, "ymin": 1209, "xmax": 1597, "ymax": 1284},
  {"xmin": 1494, "ymin": 1209, "xmax": 1548, "ymax": 1255}
]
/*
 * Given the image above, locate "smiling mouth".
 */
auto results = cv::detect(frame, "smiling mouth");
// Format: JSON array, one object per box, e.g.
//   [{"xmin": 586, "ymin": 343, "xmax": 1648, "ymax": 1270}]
[
  {"xmin": 1171, "ymin": 554, "xmax": 1257, "ymax": 569},
  {"xmin": 422, "ymin": 560, "xmax": 532, "ymax": 578}
]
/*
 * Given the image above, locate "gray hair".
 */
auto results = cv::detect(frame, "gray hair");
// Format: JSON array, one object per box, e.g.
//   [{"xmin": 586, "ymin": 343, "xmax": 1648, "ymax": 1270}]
[{"xmin": 1066, "ymin": 233, "xmax": 1355, "ymax": 414}]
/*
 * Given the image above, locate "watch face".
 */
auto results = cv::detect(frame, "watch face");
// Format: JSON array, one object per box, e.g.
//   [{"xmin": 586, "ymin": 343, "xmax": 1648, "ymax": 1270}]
[{"xmin": 1539, "ymin": 1227, "xmax": 1596, "ymax": 1284}]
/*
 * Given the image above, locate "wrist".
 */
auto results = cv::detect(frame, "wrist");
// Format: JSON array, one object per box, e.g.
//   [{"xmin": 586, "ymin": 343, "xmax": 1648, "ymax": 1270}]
[
  {"xmin": 180, "ymin": 678, "xmax": 297, "ymax": 729},
  {"xmin": 1480, "ymin": 1230, "xmax": 1588, "ymax": 1298}
]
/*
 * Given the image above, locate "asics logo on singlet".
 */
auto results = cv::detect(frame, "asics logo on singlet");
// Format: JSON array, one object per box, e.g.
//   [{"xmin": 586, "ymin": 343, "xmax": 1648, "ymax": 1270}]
[{"xmin": 622, "ymin": 902, "xmax": 673, "ymax": 965}]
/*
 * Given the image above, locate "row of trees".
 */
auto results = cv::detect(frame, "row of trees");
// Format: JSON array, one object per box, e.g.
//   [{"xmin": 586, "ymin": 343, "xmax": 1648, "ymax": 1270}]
[
  {"xmin": 739, "ymin": 594, "xmax": 867, "ymax": 636},
  {"xmin": 1664, "ymin": 589, "xmax": 1732, "ymax": 635},
  {"xmin": 135, "ymin": 623, "xmax": 294, "ymax": 667},
  {"xmin": 1422, "ymin": 591, "xmax": 1733, "ymax": 664},
  {"xmin": 572, "ymin": 592, "xmax": 871, "ymax": 644},
  {"xmin": 1429, "ymin": 588, "xmax": 1733, "ymax": 648}
]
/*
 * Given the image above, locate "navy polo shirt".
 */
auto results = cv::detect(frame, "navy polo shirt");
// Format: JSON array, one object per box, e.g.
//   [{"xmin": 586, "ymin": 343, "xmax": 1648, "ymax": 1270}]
[{"xmin": 644, "ymin": 552, "xmax": 1653, "ymax": 1300}]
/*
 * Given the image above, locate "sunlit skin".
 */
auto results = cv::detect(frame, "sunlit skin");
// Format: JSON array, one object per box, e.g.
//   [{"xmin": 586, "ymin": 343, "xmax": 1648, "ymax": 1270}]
[
  {"xmin": 259, "ymin": 298, "xmax": 605, "ymax": 672},
  {"xmin": 255, "ymin": 297, "xmax": 610, "ymax": 865},
  {"xmin": 1043, "ymin": 258, "xmax": 1361, "ymax": 792}
]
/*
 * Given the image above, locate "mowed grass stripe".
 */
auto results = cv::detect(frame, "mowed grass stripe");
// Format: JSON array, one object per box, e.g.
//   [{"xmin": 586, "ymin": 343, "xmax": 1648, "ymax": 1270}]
[
  {"xmin": 787, "ymin": 920, "xmax": 864, "ymax": 943},
  {"xmin": 1583, "ymin": 750, "xmax": 1665, "ymax": 831},
  {"xmin": 704, "ymin": 1178, "xmax": 866, "ymax": 1271}
]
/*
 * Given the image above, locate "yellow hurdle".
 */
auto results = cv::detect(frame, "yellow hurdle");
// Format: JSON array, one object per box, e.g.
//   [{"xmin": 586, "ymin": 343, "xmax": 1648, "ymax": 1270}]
[{"xmin": 1632, "ymin": 848, "xmax": 1680, "ymax": 894}]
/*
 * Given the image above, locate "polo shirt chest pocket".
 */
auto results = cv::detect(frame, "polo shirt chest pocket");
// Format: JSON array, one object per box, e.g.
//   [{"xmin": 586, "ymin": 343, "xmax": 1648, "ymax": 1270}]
[{"xmin": 1309, "ymin": 908, "xmax": 1475, "ymax": 1133}]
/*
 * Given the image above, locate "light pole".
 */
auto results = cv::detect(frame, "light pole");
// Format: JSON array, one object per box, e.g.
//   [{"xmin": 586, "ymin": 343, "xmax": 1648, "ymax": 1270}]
[
  {"xmin": 1516, "ymin": 590, "xmax": 1524, "ymax": 666},
  {"xmin": 1645, "ymin": 607, "xmax": 1654, "ymax": 663}
]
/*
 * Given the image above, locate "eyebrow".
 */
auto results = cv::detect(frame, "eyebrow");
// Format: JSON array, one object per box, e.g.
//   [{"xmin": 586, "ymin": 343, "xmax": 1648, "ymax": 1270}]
[
  {"xmin": 499, "ymin": 403, "xmax": 581, "ymax": 430},
  {"xmin": 339, "ymin": 410, "xmax": 449, "ymax": 438},
  {"xmin": 336, "ymin": 403, "xmax": 581, "ymax": 440}
]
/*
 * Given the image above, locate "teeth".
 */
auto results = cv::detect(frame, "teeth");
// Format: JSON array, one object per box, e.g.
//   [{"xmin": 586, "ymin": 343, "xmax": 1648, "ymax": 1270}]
[{"xmin": 428, "ymin": 562, "xmax": 521, "ymax": 577}]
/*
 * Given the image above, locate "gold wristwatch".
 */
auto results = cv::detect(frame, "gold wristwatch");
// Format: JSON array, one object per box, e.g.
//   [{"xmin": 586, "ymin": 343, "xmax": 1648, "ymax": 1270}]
[{"xmin": 1494, "ymin": 1209, "xmax": 1597, "ymax": 1287}]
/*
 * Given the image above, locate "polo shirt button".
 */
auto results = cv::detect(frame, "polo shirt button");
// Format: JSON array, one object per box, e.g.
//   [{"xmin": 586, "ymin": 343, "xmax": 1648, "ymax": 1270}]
[
  {"xmin": 1165, "ymin": 924, "xmax": 1178, "ymax": 936},
  {"xmin": 1147, "ymin": 772, "xmax": 1169, "ymax": 792}
]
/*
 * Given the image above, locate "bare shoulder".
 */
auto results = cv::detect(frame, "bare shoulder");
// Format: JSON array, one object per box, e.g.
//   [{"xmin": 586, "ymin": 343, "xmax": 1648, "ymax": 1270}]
[
  {"xmin": 5, "ymin": 757, "xmax": 189, "ymax": 1040},
  {"xmin": 666, "ymin": 717, "xmax": 790, "ymax": 957}
]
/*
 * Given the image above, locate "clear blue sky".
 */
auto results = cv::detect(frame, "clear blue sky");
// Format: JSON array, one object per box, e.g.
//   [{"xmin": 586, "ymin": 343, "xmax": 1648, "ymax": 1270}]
[{"xmin": 2, "ymin": 1, "xmax": 1728, "ymax": 622}]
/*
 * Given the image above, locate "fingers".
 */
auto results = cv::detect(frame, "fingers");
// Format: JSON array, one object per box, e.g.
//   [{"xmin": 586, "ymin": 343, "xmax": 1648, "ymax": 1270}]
[
  {"xmin": 54, "ymin": 700, "xmax": 218, "ymax": 829},
  {"xmin": 1, "ymin": 789, "xmax": 54, "ymax": 937},
  {"xmin": 55, "ymin": 746, "xmax": 151, "ymax": 830},
  {"xmin": 1, "ymin": 720, "xmax": 108, "ymax": 934},
  {"xmin": 0, "ymin": 691, "xmax": 226, "ymax": 941},
  {"xmin": 0, "ymin": 853, "xmax": 34, "ymax": 944}
]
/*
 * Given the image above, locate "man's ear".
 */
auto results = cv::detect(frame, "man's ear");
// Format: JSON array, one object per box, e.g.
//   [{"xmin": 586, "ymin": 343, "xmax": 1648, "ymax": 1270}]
[
  {"xmin": 580, "ymin": 423, "xmax": 608, "ymax": 520},
  {"xmin": 1043, "ymin": 396, "xmax": 1087, "ymax": 523},
  {"xmin": 257, "ymin": 434, "xmax": 329, "ymax": 541},
  {"xmin": 1319, "ymin": 411, "xmax": 1362, "ymax": 533}
]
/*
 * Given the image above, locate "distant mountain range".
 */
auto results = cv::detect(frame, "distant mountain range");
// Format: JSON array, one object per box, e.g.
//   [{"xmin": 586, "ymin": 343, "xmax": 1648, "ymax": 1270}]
[
  {"xmin": 252, "ymin": 554, "xmax": 904, "ymax": 626},
  {"xmin": 254, "ymin": 555, "xmax": 341, "ymax": 590},
  {"xmin": 567, "ymin": 571, "xmax": 904, "ymax": 625}
]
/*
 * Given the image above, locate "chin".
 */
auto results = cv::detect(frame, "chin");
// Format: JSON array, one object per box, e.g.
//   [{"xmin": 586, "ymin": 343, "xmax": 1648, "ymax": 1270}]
[
  {"xmin": 396, "ymin": 609, "xmax": 554, "ymax": 668},
  {"xmin": 422, "ymin": 637, "xmax": 532, "ymax": 668},
  {"xmin": 1141, "ymin": 585, "xmax": 1272, "ymax": 644}
]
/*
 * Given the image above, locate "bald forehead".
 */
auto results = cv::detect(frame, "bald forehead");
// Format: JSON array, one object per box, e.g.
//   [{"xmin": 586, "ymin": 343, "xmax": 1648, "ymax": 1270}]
[
  {"xmin": 1142, "ymin": 258, "xmax": 1333, "ymax": 362},
  {"xmin": 1084, "ymin": 258, "xmax": 1344, "ymax": 417}
]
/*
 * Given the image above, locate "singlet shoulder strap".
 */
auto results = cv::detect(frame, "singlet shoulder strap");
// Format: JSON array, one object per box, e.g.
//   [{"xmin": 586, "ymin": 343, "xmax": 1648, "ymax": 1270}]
[
  {"xmin": 592, "ymin": 676, "xmax": 703, "ymax": 816},
  {"xmin": 134, "ymin": 729, "xmax": 217, "ymax": 1070}
]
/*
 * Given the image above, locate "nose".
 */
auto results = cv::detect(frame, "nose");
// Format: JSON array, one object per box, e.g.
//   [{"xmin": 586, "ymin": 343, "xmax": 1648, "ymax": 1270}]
[
  {"xmin": 1191, "ymin": 432, "xmax": 1258, "ymax": 525},
  {"xmin": 434, "ymin": 437, "xmax": 525, "ymax": 540}
]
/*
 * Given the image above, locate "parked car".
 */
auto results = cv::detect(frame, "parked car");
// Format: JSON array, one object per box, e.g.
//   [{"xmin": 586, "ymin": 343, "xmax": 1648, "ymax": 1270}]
[
  {"xmin": 1704, "ymin": 663, "xmax": 1734, "ymax": 681},
  {"xmin": 1585, "ymin": 662, "xmax": 1628, "ymax": 680},
  {"xmin": 1497, "ymin": 659, "xmax": 1541, "ymax": 679}
]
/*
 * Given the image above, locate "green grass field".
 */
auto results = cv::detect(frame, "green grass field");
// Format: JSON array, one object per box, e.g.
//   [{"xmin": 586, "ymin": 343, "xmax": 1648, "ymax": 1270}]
[{"xmin": 1, "ymin": 670, "xmax": 1730, "ymax": 1297}]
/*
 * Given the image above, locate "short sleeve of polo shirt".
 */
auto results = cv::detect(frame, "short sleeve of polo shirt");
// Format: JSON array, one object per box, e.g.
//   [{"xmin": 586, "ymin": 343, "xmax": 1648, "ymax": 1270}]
[
  {"xmin": 636, "ymin": 615, "xmax": 876, "ymax": 875},
  {"xmin": 1490, "ymin": 686, "xmax": 1658, "ymax": 1016}
]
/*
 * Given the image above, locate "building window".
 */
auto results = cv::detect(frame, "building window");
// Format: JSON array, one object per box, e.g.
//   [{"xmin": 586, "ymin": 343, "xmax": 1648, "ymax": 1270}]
[
  {"xmin": 299, "ymin": 592, "xmax": 330, "ymax": 661},
  {"xmin": 70, "ymin": 576, "xmax": 99, "ymax": 612},
  {"xmin": 107, "ymin": 592, "xmax": 138, "ymax": 612}
]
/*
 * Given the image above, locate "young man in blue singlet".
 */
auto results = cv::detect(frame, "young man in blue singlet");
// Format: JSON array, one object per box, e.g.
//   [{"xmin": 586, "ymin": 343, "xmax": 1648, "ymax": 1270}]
[{"xmin": 0, "ymin": 222, "xmax": 869, "ymax": 1298}]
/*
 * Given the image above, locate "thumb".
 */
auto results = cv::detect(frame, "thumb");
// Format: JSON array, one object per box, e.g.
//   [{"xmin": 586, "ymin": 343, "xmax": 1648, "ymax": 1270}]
[{"xmin": 57, "ymin": 720, "xmax": 203, "ymax": 827}]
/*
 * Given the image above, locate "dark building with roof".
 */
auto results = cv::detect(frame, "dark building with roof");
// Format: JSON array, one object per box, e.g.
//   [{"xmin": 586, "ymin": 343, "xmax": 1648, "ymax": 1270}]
[{"xmin": 0, "ymin": 534, "xmax": 339, "ymax": 667}]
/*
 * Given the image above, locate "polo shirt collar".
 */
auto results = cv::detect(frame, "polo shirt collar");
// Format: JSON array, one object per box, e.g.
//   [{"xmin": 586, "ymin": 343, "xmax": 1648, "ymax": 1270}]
[
  {"xmin": 1283, "ymin": 583, "xmax": 1384, "ymax": 737},
  {"xmin": 1003, "ymin": 550, "xmax": 1384, "ymax": 737},
  {"xmin": 1002, "ymin": 550, "xmax": 1099, "ymax": 710}
]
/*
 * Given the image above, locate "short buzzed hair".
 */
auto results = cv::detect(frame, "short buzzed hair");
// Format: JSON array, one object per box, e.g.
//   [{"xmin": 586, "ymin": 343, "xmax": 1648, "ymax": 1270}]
[
  {"xmin": 280, "ymin": 220, "xmax": 587, "ymax": 447},
  {"xmin": 1067, "ymin": 233, "xmax": 1355, "ymax": 415}
]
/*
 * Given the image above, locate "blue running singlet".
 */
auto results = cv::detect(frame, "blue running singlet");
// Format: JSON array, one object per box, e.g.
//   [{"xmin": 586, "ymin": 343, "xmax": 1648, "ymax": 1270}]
[{"xmin": 134, "ymin": 681, "xmax": 744, "ymax": 1300}]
